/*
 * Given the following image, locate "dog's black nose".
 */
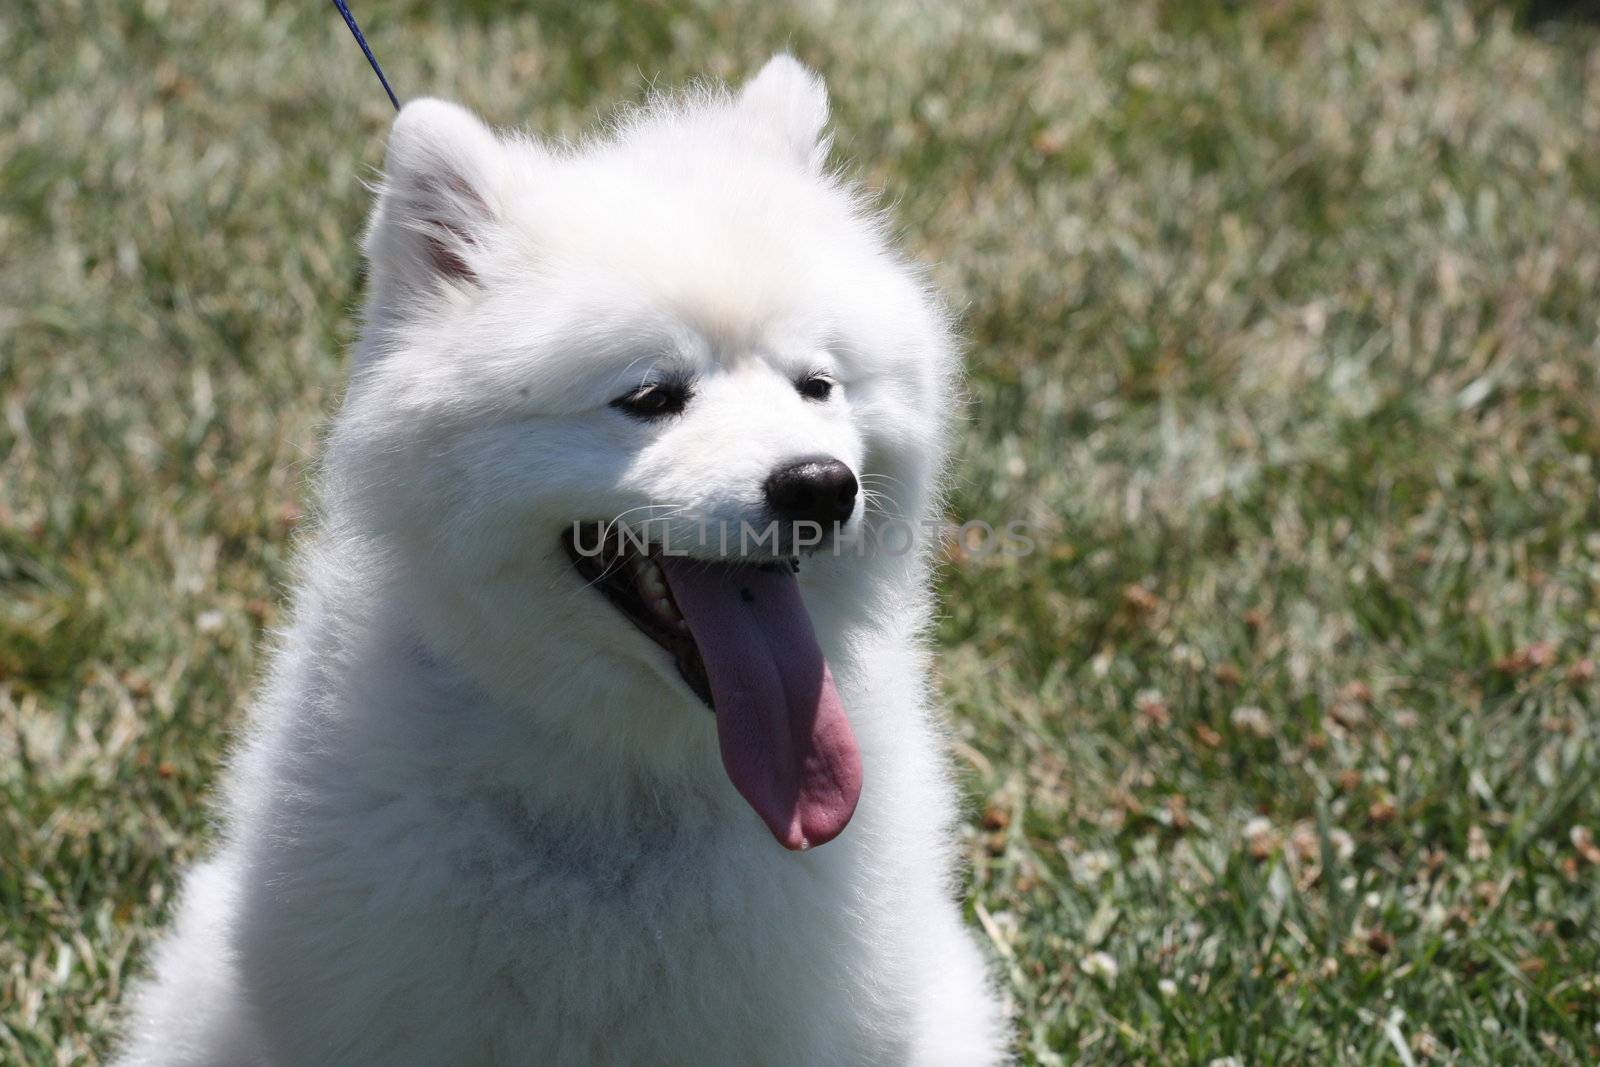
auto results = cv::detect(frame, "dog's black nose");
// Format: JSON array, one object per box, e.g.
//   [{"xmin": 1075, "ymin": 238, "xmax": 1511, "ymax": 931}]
[{"xmin": 765, "ymin": 457, "xmax": 858, "ymax": 528}]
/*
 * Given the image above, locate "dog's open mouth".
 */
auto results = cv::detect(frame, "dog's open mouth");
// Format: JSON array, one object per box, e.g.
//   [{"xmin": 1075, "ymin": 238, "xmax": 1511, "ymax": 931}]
[
  {"xmin": 561, "ymin": 525, "xmax": 714, "ymax": 709},
  {"xmin": 562, "ymin": 522, "xmax": 861, "ymax": 851}
]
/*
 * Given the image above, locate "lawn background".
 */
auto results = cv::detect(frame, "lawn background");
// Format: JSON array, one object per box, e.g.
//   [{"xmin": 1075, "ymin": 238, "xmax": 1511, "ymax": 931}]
[{"xmin": 4, "ymin": 1, "xmax": 1600, "ymax": 1063}]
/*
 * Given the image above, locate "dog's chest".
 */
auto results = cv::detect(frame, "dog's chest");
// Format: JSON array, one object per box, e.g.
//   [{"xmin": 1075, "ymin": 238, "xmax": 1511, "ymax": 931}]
[
  {"xmin": 431, "ymin": 786, "xmax": 898, "ymax": 1052},
  {"xmin": 455, "ymin": 783, "xmax": 855, "ymax": 927}
]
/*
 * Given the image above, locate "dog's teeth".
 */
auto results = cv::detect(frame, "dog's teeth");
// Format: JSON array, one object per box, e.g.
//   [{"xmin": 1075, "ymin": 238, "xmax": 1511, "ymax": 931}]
[{"xmin": 639, "ymin": 567, "xmax": 668, "ymax": 600}]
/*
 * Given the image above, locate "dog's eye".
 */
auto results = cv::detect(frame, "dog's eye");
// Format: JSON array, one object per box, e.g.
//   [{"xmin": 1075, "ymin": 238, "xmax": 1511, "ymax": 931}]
[
  {"xmin": 797, "ymin": 374, "xmax": 834, "ymax": 402},
  {"xmin": 612, "ymin": 382, "xmax": 691, "ymax": 420}
]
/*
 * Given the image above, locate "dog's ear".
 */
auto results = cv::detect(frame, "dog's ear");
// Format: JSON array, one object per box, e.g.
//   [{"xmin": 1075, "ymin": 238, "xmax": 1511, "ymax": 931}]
[
  {"xmin": 365, "ymin": 98, "xmax": 508, "ymax": 300},
  {"xmin": 736, "ymin": 55, "xmax": 830, "ymax": 171}
]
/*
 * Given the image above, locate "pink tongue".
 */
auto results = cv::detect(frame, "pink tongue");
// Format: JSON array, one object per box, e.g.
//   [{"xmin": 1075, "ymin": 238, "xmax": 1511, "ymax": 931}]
[{"xmin": 658, "ymin": 558, "xmax": 861, "ymax": 850}]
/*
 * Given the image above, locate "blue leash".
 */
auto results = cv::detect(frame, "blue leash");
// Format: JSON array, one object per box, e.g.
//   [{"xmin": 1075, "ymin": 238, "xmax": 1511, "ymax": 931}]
[{"xmin": 329, "ymin": 0, "xmax": 400, "ymax": 111}]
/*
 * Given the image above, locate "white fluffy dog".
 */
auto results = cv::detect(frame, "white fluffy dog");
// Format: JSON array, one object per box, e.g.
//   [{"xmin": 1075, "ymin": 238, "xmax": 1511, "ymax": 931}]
[{"xmin": 115, "ymin": 56, "xmax": 1006, "ymax": 1066}]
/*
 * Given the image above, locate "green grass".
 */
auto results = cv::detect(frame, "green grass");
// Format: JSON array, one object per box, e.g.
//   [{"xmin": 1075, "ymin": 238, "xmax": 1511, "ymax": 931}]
[{"xmin": 5, "ymin": 1, "xmax": 1600, "ymax": 1063}]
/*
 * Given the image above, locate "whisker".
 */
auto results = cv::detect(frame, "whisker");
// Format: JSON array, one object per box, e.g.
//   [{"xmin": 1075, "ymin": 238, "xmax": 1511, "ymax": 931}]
[
  {"xmin": 858, "ymin": 487, "xmax": 904, "ymax": 518},
  {"xmin": 597, "ymin": 502, "xmax": 686, "ymax": 551},
  {"xmin": 545, "ymin": 503, "xmax": 691, "ymax": 598}
]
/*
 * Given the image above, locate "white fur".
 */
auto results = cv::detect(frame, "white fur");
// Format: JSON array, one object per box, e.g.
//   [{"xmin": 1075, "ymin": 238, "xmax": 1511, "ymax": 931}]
[{"xmin": 116, "ymin": 57, "xmax": 1007, "ymax": 1066}]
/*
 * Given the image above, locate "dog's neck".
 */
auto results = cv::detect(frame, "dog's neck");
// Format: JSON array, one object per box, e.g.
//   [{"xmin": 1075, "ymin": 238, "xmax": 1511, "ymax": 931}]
[{"xmin": 288, "ymin": 536, "xmax": 728, "ymax": 795}]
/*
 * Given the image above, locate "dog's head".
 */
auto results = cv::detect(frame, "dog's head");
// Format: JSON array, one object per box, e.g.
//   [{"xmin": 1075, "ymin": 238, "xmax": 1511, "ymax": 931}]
[{"xmin": 327, "ymin": 57, "xmax": 957, "ymax": 847}]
